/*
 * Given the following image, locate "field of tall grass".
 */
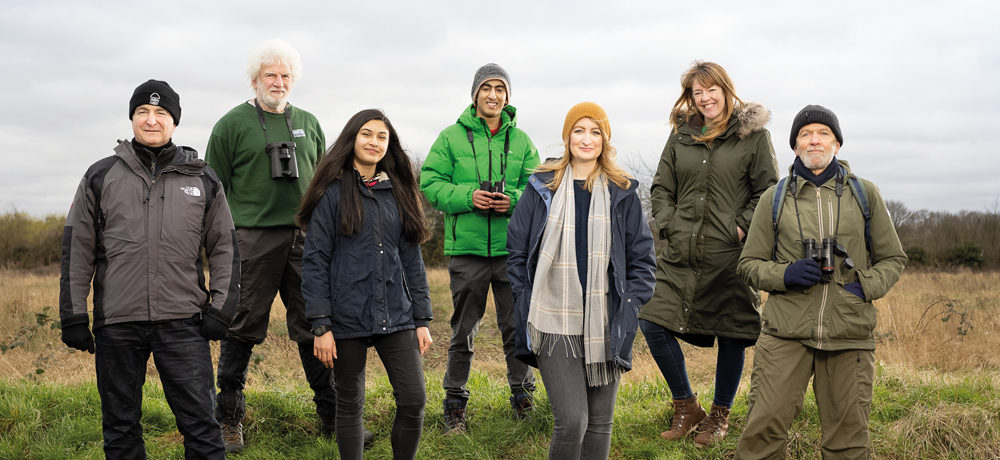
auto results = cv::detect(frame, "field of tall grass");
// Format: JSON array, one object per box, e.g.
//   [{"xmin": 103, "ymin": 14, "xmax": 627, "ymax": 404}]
[{"xmin": 1, "ymin": 267, "xmax": 998, "ymax": 458}]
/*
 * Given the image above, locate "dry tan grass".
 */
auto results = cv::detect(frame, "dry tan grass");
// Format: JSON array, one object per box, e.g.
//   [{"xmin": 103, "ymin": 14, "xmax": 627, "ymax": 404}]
[{"xmin": 2, "ymin": 268, "xmax": 998, "ymax": 394}]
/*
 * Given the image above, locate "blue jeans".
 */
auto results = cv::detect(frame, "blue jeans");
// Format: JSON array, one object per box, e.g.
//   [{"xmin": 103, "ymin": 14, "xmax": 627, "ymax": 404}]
[
  {"xmin": 95, "ymin": 317, "xmax": 224, "ymax": 460},
  {"xmin": 639, "ymin": 319, "xmax": 746, "ymax": 408}
]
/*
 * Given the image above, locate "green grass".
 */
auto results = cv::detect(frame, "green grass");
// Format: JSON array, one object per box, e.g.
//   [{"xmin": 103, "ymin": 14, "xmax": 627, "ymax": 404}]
[{"xmin": 2, "ymin": 365, "xmax": 998, "ymax": 459}]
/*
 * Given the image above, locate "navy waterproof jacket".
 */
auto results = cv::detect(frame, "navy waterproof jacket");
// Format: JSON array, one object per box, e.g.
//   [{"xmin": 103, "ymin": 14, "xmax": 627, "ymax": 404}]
[
  {"xmin": 506, "ymin": 170, "xmax": 656, "ymax": 369},
  {"xmin": 302, "ymin": 173, "xmax": 432, "ymax": 339}
]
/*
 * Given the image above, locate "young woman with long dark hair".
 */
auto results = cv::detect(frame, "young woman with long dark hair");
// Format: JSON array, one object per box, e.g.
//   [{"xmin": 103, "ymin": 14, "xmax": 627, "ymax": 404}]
[
  {"xmin": 506, "ymin": 102, "xmax": 656, "ymax": 459},
  {"xmin": 298, "ymin": 109, "xmax": 433, "ymax": 460}
]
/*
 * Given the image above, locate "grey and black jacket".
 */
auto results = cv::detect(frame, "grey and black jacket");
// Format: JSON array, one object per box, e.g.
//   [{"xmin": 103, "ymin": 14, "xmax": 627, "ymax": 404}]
[{"xmin": 59, "ymin": 140, "xmax": 239, "ymax": 330}]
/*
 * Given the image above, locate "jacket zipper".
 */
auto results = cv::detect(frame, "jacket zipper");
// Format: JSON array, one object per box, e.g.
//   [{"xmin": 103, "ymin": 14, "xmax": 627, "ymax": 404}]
[
  {"xmin": 814, "ymin": 186, "xmax": 828, "ymax": 348},
  {"xmin": 145, "ymin": 163, "xmax": 156, "ymax": 321},
  {"xmin": 368, "ymin": 184, "xmax": 391, "ymax": 330},
  {"xmin": 481, "ymin": 118, "xmax": 494, "ymax": 258}
]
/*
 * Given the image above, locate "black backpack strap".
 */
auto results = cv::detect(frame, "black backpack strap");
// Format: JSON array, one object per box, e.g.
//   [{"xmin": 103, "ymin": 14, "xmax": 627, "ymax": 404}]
[
  {"xmin": 845, "ymin": 172, "xmax": 872, "ymax": 257},
  {"xmin": 771, "ymin": 176, "xmax": 792, "ymax": 261}
]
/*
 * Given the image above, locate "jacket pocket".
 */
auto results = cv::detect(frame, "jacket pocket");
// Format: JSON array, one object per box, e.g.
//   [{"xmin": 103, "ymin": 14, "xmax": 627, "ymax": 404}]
[{"xmin": 828, "ymin": 285, "xmax": 876, "ymax": 340}]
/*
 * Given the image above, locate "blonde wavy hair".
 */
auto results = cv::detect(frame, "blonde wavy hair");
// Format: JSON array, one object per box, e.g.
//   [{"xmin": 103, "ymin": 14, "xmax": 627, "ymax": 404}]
[{"xmin": 536, "ymin": 118, "xmax": 632, "ymax": 192}]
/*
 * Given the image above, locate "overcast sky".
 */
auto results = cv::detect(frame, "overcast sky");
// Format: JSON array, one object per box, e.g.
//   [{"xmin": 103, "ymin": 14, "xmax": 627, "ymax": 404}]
[{"xmin": 2, "ymin": 1, "xmax": 997, "ymax": 217}]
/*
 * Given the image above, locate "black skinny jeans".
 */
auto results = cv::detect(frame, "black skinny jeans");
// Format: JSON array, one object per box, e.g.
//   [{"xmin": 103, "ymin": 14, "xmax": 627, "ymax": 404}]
[{"xmin": 334, "ymin": 329, "xmax": 426, "ymax": 460}]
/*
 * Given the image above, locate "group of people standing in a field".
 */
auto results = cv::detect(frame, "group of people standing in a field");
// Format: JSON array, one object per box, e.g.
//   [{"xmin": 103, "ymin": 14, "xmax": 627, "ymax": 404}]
[{"xmin": 58, "ymin": 38, "xmax": 906, "ymax": 460}]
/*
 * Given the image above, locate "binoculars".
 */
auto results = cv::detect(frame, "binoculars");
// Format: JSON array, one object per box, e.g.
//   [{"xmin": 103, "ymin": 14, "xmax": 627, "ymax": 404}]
[
  {"xmin": 802, "ymin": 237, "xmax": 854, "ymax": 283},
  {"xmin": 267, "ymin": 141, "xmax": 299, "ymax": 180},
  {"xmin": 480, "ymin": 180, "xmax": 505, "ymax": 194},
  {"xmin": 477, "ymin": 180, "xmax": 506, "ymax": 215}
]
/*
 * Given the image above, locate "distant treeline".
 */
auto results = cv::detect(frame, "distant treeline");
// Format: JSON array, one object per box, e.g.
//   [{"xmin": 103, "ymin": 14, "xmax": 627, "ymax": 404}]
[
  {"xmin": 886, "ymin": 200, "xmax": 999, "ymax": 269},
  {"xmin": 3, "ymin": 199, "xmax": 997, "ymax": 271}
]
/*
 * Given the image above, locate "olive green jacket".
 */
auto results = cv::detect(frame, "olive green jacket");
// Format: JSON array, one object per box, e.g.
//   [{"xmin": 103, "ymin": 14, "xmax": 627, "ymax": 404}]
[
  {"xmin": 639, "ymin": 103, "xmax": 778, "ymax": 344},
  {"xmin": 738, "ymin": 160, "xmax": 907, "ymax": 350}
]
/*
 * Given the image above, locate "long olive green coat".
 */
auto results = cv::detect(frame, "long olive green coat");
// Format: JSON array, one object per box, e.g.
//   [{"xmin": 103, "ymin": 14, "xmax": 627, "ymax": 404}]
[{"xmin": 638, "ymin": 103, "xmax": 778, "ymax": 345}]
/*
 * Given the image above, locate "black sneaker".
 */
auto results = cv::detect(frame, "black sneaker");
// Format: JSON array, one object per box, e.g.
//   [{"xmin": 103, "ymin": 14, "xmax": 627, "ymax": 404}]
[
  {"xmin": 443, "ymin": 401, "xmax": 468, "ymax": 433},
  {"xmin": 510, "ymin": 393, "xmax": 534, "ymax": 420}
]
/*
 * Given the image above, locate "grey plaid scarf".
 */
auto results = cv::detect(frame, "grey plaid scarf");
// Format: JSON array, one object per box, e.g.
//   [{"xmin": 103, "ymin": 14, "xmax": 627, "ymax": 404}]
[{"xmin": 527, "ymin": 164, "xmax": 617, "ymax": 386}]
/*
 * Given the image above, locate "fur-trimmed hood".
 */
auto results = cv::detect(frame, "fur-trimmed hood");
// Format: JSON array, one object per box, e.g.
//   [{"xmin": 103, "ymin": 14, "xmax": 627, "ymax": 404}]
[{"xmin": 672, "ymin": 102, "xmax": 770, "ymax": 140}]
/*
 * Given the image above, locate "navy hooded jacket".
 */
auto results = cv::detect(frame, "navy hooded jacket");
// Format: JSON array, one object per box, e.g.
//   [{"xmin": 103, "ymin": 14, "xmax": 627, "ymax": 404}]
[
  {"xmin": 302, "ymin": 173, "xmax": 432, "ymax": 339},
  {"xmin": 506, "ymin": 170, "xmax": 656, "ymax": 369}
]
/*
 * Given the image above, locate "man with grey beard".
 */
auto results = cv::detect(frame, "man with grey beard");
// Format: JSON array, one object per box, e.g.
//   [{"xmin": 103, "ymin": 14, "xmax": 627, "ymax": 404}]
[
  {"xmin": 734, "ymin": 105, "xmax": 906, "ymax": 459},
  {"xmin": 205, "ymin": 38, "xmax": 370, "ymax": 452}
]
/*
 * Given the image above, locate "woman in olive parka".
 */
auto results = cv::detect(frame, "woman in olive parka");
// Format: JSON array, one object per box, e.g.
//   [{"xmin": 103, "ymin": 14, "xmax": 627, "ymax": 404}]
[{"xmin": 638, "ymin": 61, "xmax": 778, "ymax": 447}]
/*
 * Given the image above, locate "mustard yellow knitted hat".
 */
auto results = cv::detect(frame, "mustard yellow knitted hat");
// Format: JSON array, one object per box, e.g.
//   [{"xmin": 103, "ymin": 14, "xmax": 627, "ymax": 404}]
[{"xmin": 562, "ymin": 101, "xmax": 610, "ymax": 142}]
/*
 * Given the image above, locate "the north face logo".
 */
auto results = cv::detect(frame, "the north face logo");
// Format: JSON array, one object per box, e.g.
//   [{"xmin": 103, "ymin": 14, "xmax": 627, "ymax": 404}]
[
  {"xmin": 149, "ymin": 92, "xmax": 160, "ymax": 106},
  {"xmin": 180, "ymin": 186, "xmax": 201, "ymax": 197}
]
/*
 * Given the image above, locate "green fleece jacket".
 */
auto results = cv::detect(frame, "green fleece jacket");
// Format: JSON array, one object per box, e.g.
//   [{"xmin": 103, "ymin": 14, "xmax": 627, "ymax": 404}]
[
  {"xmin": 420, "ymin": 104, "xmax": 539, "ymax": 257},
  {"xmin": 205, "ymin": 101, "xmax": 325, "ymax": 228},
  {"xmin": 738, "ymin": 160, "xmax": 907, "ymax": 351}
]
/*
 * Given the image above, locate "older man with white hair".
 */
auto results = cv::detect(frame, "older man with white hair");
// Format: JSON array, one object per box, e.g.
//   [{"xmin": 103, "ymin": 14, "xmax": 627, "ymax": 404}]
[{"xmin": 205, "ymin": 38, "xmax": 371, "ymax": 452}]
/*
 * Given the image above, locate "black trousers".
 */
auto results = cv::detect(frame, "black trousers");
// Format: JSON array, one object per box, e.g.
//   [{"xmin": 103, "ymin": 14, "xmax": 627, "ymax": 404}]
[
  {"xmin": 95, "ymin": 317, "xmax": 224, "ymax": 460},
  {"xmin": 334, "ymin": 329, "xmax": 426, "ymax": 460},
  {"xmin": 216, "ymin": 227, "xmax": 336, "ymax": 424},
  {"xmin": 442, "ymin": 255, "xmax": 535, "ymax": 403}
]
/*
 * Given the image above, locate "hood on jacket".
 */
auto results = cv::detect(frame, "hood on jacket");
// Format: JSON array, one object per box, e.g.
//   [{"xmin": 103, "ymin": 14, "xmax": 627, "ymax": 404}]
[
  {"xmin": 530, "ymin": 169, "xmax": 639, "ymax": 204},
  {"xmin": 457, "ymin": 103, "xmax": 518, "ymax": 134},
  {"xmin": 671, "ymin": 102, "xmax": 770, "ymax": 140}
]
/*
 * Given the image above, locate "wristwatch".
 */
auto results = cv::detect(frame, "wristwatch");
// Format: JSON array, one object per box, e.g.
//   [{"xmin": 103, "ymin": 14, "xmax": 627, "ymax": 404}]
[{"xmin": 311, "ymin": 324, "xmax": 331, "ymax": 336}]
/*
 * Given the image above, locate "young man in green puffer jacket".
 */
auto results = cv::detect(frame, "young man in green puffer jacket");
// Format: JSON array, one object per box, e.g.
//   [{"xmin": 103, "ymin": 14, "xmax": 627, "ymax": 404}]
[
  {"xmin": 420, "ymin": 63, "xmax": 540, "ymax": 432},
  {"xmin": 735, "ymin": 105, "xmax": 907, "ymax": 459}
]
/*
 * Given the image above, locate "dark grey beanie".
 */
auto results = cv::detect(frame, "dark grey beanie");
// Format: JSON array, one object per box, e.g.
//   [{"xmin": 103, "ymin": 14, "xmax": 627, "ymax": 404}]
[
  {"xmin": 129, "ymin": 79, "xmax": 181, "ymax": 125},
  {"xmin": 789, "ymin": 104, "xmax": 842, "ymax": 149},
  {"xmin": 471, "ymin": 63, "xmax": 511, "ymax": 103}
]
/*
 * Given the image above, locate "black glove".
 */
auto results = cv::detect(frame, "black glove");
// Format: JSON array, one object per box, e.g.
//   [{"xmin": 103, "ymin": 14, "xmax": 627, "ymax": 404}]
[
  {"xmin": 61, "ymin": 323, "xmax": 95, "ymax": 354},
  {"xmin": 784, "ymin": 259, "xmax": 822, "ymax": 290},
  {"xmin": 200, "ymin": 308, "xmax": 231, "ymax": 341}
]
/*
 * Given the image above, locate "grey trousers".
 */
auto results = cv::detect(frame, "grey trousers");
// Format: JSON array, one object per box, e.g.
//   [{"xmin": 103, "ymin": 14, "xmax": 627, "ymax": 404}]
[
  {"xmin": 536, "ymin": 337, "xmax": 619, "ymax": 460},
  {"xmin": 442, "ymin": 255, "xmax": 535, "ymax": 403}
]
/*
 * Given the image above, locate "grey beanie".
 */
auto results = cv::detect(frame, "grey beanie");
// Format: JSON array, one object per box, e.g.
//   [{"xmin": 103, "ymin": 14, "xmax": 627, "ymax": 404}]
[
  {"xmin": 471, "ymin": 63, "xmax": 511, "ymax": 103},
  {"xmin": 789, "ymin": 104, "xmax": 842, "ymax": 149}
]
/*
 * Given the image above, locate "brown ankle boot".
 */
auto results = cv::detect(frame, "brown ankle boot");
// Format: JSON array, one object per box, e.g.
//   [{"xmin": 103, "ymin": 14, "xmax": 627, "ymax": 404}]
[
  {"xmin": 660, "ymin": 394, "xmax": 707, "ymax": 441},
  {"xmin": 693, "ymin": 404, "xmax": 731, "ymax": 448}
]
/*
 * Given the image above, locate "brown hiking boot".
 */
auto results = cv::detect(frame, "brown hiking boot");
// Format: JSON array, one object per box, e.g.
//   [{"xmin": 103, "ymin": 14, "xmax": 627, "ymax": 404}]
[
  {"xmin": 660, "ymin": 394, "xmax": 707, "ymax": 441},
  {"xmin": 510, "ymin": 393, "xmax": 534, "ymax": 420},
  {"xmin": 694, "ymin": 404, "xmax": 731, "ymax": 448},
  {"xmin": 443, "ymin": 401, "xmax": 468, "ymax": 434},
  {"xmin": 220, "ymin": 422, "xmax": 244, "ymax": 453}
]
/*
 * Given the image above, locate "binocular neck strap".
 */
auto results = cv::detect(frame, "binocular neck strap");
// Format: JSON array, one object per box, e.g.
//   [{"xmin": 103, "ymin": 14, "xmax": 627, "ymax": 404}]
[
  {"xmin": 465, "ymin": 128, "xmax": 512, "ymax": 187},
  {"xmin": 255, "ymin": 98, "xmax": 295, "ymax": 147},
  {"xmin": 791, "ymin": 167, "xmax": 847, "ymax": 243}
]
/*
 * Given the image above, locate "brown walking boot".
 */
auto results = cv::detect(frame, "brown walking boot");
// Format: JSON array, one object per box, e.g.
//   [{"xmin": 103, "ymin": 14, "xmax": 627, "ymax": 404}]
[
  {"xmin": 694, "ymin": 404, "xmax": 731, "ymax": 448},
  {"xmin": 220, "ymin": 422, "xmax": 244, "ymax": 453},
  {"xmin": 659, "ymin": 394, "xmax": 707, "ymax": 441}
]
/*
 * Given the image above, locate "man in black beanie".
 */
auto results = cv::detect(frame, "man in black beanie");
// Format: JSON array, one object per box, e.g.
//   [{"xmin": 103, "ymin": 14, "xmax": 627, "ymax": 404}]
[
  {"xmin": 60, "ymin": 79, "xmax": 238, "ymax": 459},
  {"xmin": 734, "ymin": 104, "xmax": 906, "ymax": 458}
]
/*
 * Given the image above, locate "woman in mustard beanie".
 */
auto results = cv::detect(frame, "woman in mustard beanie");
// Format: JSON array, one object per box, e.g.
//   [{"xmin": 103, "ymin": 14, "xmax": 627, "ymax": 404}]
[
  {"xmin": 639, "ymin": 61, "xmax": 779, "ymax": 447},
  {"xmin": 506, "ymin": 102, "xmax": 656, "ymax": 459}
]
